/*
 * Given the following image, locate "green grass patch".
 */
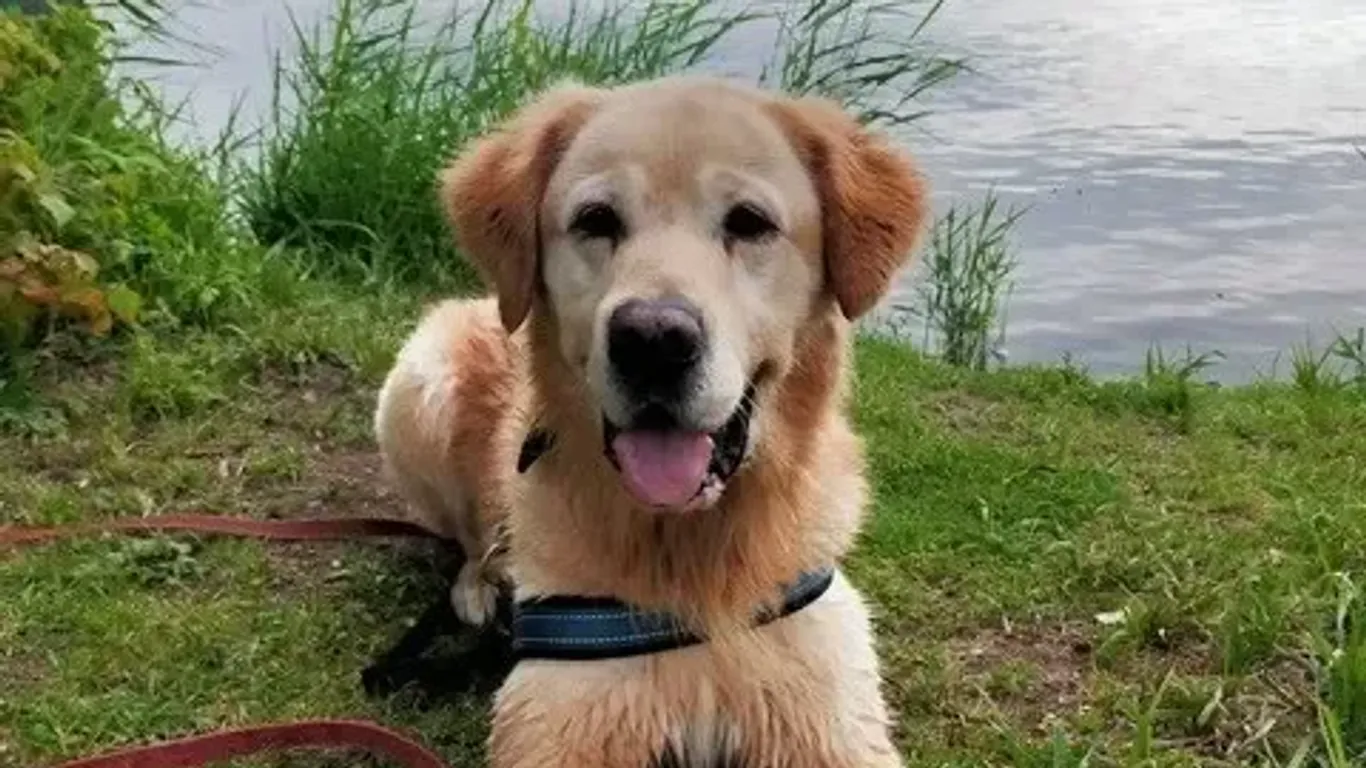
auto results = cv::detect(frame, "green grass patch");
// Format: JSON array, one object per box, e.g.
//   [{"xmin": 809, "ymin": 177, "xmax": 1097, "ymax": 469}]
[
  {"xmin": 3, "ymin": 332, "xmax": 1365, "ymax": 765},
  {"xmin": 2, "ymin": 5, "xmax": 278, "ymax": 342}
]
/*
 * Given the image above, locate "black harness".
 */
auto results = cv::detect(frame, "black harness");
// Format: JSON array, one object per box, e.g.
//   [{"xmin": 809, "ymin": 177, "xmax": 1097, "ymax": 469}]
[{"xmin": 511, "ymin": 425, "xmax": 834, "ymax": 660}]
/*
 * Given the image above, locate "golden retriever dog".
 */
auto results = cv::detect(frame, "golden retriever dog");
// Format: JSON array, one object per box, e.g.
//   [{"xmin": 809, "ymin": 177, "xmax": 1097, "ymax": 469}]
[{"xmin": 375, "ymin": 75, "xmax": 928, "ymax": 766}]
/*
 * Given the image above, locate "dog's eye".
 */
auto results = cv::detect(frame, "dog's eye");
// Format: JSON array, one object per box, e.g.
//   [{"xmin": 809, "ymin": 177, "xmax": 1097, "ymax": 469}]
[
  {"xmin": 570, "ymin": 203, "xmax": 625, "ymax": 243},
  {"xmin": 723, "ymin": 203, "xmax": 778, "ymax": 243}
]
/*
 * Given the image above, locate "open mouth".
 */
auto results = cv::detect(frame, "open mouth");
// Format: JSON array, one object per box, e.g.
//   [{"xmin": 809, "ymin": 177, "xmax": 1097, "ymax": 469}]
[{"xmin": 603, "ymin": 382, "xmax": 757, "ymax": 511}]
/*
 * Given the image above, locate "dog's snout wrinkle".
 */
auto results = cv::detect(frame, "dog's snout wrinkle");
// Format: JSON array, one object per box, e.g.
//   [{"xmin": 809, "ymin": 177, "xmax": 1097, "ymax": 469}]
[{"xmin": 607, "ymin": 297, "xmax": 706, "ymax": 402}]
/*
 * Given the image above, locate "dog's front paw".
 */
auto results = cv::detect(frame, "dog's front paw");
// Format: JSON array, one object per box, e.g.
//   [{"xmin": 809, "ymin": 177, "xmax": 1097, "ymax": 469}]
[{"xmin": 451, "ymin": 561, "xmax": 500, "ymax": 626}]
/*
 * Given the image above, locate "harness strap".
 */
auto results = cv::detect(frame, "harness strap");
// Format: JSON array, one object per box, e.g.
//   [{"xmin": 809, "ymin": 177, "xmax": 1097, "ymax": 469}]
[{"xmin": 511, "ymin": 568, "xmax": 835, "ymax": 661}]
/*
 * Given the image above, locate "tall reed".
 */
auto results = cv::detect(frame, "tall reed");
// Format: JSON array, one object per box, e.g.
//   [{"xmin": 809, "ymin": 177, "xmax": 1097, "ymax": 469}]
[
  {"xmin": 237, "ymin": 0, "xmax": 960, "ymax": 285},
  {"xmin": 914, "ymin": 191, "xmax": 1024, "ymax": 370}
]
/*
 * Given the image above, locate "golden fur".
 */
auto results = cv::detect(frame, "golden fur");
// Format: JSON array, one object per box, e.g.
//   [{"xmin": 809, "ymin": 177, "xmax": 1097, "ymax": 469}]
[{"xmin": 374, "ymin": 75, "xmax": 928, "ymax": 766}]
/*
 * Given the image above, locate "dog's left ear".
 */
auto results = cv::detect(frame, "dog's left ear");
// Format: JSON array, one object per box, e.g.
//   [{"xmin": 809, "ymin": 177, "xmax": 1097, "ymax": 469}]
[
  {"xmin": 767, "ymin": 97, "xmax": 929, "ymax": 321},
  {"xmin": 439, "ymin": 84, "xmax": 606, "ymax": 333}
]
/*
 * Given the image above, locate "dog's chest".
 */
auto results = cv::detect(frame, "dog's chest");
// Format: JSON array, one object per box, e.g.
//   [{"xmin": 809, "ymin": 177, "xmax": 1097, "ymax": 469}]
[
  {"xmin": 649, "ymin": 719, "xmax": 748, "ymax": 768},
  {"xmin": 495, "ymin": 578, "xmax": 875, "ymax": 767}
]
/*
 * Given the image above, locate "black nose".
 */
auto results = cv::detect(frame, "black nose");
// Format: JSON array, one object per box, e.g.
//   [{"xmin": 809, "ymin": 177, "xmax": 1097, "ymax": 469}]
[{"xmin": 607, "ymin": 297, "xmax": 705, "ymax": 402}]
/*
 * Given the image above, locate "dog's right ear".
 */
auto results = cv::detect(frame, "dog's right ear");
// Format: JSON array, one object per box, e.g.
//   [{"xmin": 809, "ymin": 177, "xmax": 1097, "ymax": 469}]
[{"xmin": 439, "ymin": 84, "xmax": 605, "ymax": 333}]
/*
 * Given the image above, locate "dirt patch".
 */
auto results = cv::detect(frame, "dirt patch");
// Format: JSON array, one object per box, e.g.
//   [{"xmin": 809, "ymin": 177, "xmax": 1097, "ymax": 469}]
[
  {"xmin": 254, "ymin": 357, "xmax": 357, "ymax": 398},
  {"xmin": 0, "ymin": 651, "xmax": 49, "ymax": 695},
  {"xmin": 177, "ymin": 368, "xmax": 433, "ymax": 597},
  {"xmin": 948, "ymin": 620, "xmax": 1095, "ymax": 733},
  {"xmin": 245, "ymin": 446, "xmax": 443, "ymax": 596},
  {"xmin": 924, "ymin": 391, "xmax": 1012, "ymax": 436},
  {"xmin": 239, "ymin": 446, "xmax": 399, "ymax": 523}
]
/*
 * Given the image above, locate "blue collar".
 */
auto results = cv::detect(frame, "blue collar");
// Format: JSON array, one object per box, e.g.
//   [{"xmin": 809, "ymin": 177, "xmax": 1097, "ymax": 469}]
[{"xmin": 510, "ymin": 568, "xmax": 835, "ymax": 661}]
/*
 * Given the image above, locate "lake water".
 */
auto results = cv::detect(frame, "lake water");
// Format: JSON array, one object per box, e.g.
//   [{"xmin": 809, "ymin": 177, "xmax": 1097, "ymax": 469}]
[{"xmin": 120, "ymin": 0, "xmax": 1366, "ymax": 382}]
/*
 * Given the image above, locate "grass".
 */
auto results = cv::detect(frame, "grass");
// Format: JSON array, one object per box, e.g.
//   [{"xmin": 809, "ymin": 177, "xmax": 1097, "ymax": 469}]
[
  {"xmin": 1137, "ymin": 344, "xmax": 1225, "ymax": 434},
  {"xmin": 6, "ymin": 1, "xmax": 1366, "ymax": 767},
  {"xmin": 909, "ymin": 190, "xmax": 1025, "ymax": 371},
  {"xmin": 851, "ymin": 341, "xmax": 1366, "ymax": 766},
  {"xmin": 1281, "ymin": 330, "xmax": 1366, "ymax": 396},
  {"xmin": 5, "ymin": 328, "xmax": 1366, "ymax": 767}
]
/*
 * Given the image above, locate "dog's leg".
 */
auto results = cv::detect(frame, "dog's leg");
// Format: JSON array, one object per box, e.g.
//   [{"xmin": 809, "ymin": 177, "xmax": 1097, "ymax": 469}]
[
  {"xmin": 360, "ymin": 589, "xmax": 462, "ymax": 698},
  {"xmin": 362, "ymin": 588, "xmax": 516, "ymax": 702},
  {"xmin": 450, "ymin": 557, "xmax": 500, "ymax": 626},
  {"xmin": 385, "ymin": 467, "xmax": 500, "ymax": 626},
  {"xmin": 408, "ymin": 474, "xmax": 505, "ymax": 628}
]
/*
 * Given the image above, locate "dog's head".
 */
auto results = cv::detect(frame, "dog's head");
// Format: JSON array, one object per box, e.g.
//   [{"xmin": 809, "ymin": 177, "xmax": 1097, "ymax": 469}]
[{"xmin": 442, "ymin": 77, "xmax": 927, "ymax": 513}]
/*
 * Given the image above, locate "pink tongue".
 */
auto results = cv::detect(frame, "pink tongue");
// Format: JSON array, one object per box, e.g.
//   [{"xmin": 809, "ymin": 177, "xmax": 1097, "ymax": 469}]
[{"xmin": 611, "ymin": 430, "xmax": 713, "ymax": 509}]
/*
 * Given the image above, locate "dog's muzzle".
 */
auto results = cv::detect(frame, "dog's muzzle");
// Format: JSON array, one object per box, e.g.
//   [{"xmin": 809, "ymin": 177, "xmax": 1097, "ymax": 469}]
[{"xmin": 603, "ymin": 381, "xmax": 757, "ymax": 511}]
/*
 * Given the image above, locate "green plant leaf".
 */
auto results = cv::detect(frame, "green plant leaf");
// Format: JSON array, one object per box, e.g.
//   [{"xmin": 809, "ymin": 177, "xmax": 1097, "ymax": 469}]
[
  {"xmin": 8, "ymin": 161, "xmax": 38, "ymax": 184},
  {"xmin": 37, "ymin": 192, "xmax": 76, "ymax": 228},
  {"xmin": 106, "ymin": 284, "xmax": 142, "ymax": 325}
]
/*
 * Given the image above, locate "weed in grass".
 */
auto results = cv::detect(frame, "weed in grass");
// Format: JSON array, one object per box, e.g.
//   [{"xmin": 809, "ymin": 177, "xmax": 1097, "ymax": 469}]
[
  {"xmin": 100, "ymin": 536, "xmax": 206, "ymax": 589},
  {"xmin": 1291, "ymin": 336, "xmax": 1344, "ymax": 395},
  {"xmin": 1057, "ymin": 351, "xmax": 1091, "ymax": 386},
  {"xmin": 118, "ymin": 333, "xmax": 235, "ymax": 423},
  {"xmin": 1136, "ymin": 343, "xmax": 1224, "ymax": 432},
  {"xmin": 1045, "ymin": 728, "xmax": 1097, "ymax": 768},
  {"xmin": 1309, "ymin": 573, "xmax": 1366, "ymax": 762},
  {"xmin": 991, "ymin": 726, "xmax": 1097, "ymax": 768},
  {"xmin": 1272, "ymin": 328, "xmax": 1366, "ymax": 398},
  {"xmin": 1330, "ymin": 328, "xmax": 1366, "ymax": 388},
  {"xmin": 912, "ymin": 190, "xmax": 1025, "ymax": 371},
  {"xmin": 0, "ymin": 354, "xmax": 64, "ymax": 435},
  {"xmin": 1095, "ymin": 596, "xmax": 1205, "ymax": 665},
  {"xmin": 1313, "ymin": 704, "xmax": 1356, "ymax": 768},
  {"xmin": 1218, "ymin": 573, "xmax": 1290, "ymax": 677},
  {"xmin": 240, "ymin": 0, "xmax": 761, "ymax": 282}
]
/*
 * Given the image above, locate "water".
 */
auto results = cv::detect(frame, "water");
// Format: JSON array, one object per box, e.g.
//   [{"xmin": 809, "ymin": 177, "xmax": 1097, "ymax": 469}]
[
  {"xmin": 119, "ymin": 0, "xmax": 1366, "ymax": 382},
  {"xmin": 900, "ymin": 0, "xmax": 1366, "ymax": 381}
]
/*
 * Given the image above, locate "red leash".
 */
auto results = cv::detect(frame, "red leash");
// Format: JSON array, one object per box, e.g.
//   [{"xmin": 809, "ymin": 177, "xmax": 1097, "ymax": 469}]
[
  {"xmin": 0, "ymin": 513, "xmax": 439, "ymax": 549},
  {"xmin": 3, "ymin": 513, "xmax": 459, "ymax": 768},
  {"xmin": 51, "ymin": 719, "xmax": 453, "ymax": 768}
]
